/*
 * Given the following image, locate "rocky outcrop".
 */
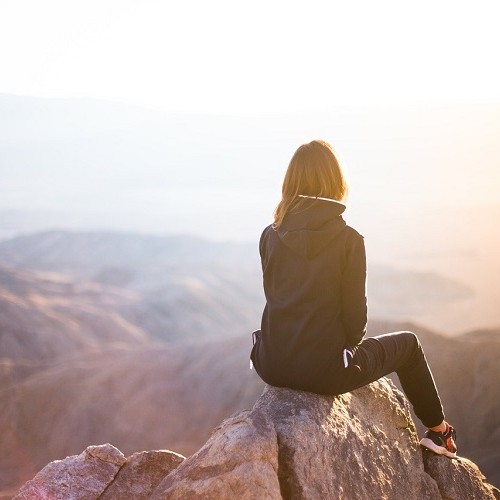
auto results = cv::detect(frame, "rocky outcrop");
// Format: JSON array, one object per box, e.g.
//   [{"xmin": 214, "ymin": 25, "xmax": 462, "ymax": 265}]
[
  {"xmin": 151, "ymin": 379, "xmax": 498, "ymax": 500},
  {"xmin": 13, "ymin": 446, "xmax": 184, "ymax": 500},
  {"xmin": 14, "ymin": 379, "xmax": 499, "ymax": 499}
]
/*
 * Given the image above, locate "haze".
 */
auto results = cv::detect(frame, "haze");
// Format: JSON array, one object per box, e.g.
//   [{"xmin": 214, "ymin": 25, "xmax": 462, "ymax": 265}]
[
  {"xmin": 1, "ymin": 0, "xmax": 500, "ymax": 111},
  {"xmin": 1, "ymin": 1, "xmax": 499, "ymax": 333}
]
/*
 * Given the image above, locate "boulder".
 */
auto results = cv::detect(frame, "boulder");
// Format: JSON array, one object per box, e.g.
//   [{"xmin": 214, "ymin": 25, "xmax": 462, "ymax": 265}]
[
  {"xmin": 100, "ymin": 450, "xmax": 185, "ymax": 499},
  {"xmin": 13, "ymin": 445, "xmax": 185, "ymax": 500},
  {"xmin": 254, "ymin": 380, "xmax": 438, "ymax": 499},
  {"xmin": 423, "ymin": 452, "xmax": 500, "ymax": 500},
  {"xmin": 150, "ymin": 409, "xmax": 282, "ymax": 499},
  {"xmin": 13, "ymin": 444, "xmax": 126, "ymax": 500},
  {"xmin": 152, "ymin": 379, "xmax": 498, "ymax": 499}
]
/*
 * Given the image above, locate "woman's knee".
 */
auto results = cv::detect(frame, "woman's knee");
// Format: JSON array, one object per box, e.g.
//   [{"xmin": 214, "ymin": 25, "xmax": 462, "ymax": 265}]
[
  {"xmin": 400, "ymin": 331, "xmax": 425, "ymax": 364},
  {"xmin": 399, "ymin": 331, "xmax": 421, "ymax": 349}
]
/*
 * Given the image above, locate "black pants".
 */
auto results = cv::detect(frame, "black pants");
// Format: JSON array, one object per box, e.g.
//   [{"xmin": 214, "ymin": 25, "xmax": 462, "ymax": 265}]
[{"xmin": 344, "ymin": 331, "xmax": 445, "ymax": 428}]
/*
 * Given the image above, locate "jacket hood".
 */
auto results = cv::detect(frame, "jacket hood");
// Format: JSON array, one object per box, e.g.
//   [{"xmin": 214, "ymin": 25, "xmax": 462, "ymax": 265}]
[{"xmin": 277, "ymin": 198, "xmax": 347, "ymax": 259}]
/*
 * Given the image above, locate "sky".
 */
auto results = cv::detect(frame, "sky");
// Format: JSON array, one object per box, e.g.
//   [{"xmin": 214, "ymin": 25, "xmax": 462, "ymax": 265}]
[
  {"xmin": 1, "ymin": 0, "xmax": 500, "ymax": 238},
  {"xmin": 1, "ymin": 0, "xmax": 500, "ymax": 113},
  {"xmin": 0, "ymin": 0, "xmax": 500, "ymax": 333}
]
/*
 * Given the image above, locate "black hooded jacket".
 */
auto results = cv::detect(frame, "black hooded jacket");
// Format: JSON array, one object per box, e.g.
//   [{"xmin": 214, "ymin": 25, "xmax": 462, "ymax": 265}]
[{"xmin": 251, "ymin": 197, "xmax": 367, "ymax": 395}]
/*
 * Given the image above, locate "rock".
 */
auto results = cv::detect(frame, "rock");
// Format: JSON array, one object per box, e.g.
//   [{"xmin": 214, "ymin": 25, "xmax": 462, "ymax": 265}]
[
  {"xmin": 150, "ymin": 409, "xmax": 282, "ymax": 500},
  {"xmin": 151, "ymin": 378, "xmax": 498, "ymax": 500},
  {"xmin": 100, "ymin": 450, "xmax": 185, "ymax": 499},
  {"xmin": 13, "ymin": 444, "xmax": 126, "ymax": 500},
  {"xmin": 255, "ymin": 380, "xmax": 439, "ymax": 500},
  {"xmin": 14, "ymin": 379, "xmax": 499, "ymax": 499},
  {"xmin": 423, "ymin": 451, "xmax": 500, "ymax": 499},
  {"xmin": 12, "ymin": 446, "xmax": 185, "ymax": 500}
]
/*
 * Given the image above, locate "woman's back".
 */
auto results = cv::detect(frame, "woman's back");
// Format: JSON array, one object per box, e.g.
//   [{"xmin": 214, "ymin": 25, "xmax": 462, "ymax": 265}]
[{"xmin": 252, "ymin": 196, "xmax": 367, "ymax": 394}]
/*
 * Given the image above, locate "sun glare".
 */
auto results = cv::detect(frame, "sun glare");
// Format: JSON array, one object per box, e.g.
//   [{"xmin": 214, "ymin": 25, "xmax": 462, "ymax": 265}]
[{"xmin": 0, "ymin": 0, "xmax": 499, "ymax": 112}]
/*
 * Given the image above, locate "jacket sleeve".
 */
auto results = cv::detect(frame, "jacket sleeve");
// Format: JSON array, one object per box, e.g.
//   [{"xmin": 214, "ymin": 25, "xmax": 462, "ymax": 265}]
[{"xmin": 341, "ymin": 232, "xmax": 367, "ymax": 348}]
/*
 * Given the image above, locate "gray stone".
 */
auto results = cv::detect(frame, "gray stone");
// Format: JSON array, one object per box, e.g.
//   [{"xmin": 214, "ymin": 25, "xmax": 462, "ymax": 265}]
[
  {"xmin": 13, "ymin": 444, "xmax": 126, "ymax": 500},
  {"xmin": 255, "ymin": 379, "xmax": 440, "ymax": 500},
  {"xmin": 100, "ymin": 450, "xmax": 185, "ymax": 499},
  {"xmin": 423, "ymin": 451, "xmax": 500, "ymax": 499},
  {"xmin": 150, "ymin": 409, "xmax": 282, "ymax": 500}
]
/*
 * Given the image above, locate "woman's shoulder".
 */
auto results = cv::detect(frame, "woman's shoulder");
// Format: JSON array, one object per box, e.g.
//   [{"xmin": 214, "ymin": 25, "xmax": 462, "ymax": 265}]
[
  {"xmin": 261, "ymin": 223, "xmax": 273, "ymax": 234},
  {"xmin": 259, "ymin": 224, "xmax": 274, "ymax": 254},
  {"xmin": 341, "ymin": 224, "xmax": 365, "ymax": 252},
  {"xmin": 344, "ymin": 224, "xmax": 364, "ymax": 240},
  {"xmin": 259, "ymin": 224, "xmax": 274, "ymax": 242}
]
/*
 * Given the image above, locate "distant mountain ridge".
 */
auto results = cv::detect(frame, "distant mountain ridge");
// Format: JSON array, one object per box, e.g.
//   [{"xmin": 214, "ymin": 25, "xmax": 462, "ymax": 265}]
[
  {"xmin": 0, "ymin": 228, "xmax": 478, "ymax": 384},
  {"xmin": 0, "ymin": 230, "xmax": 256, "ymax": 274},
  {"xmin": 0, "ymin": 229, "xmax": 472, "ymax": 322},
  {"xmin": 0, "ymin": 230, "xmax": 264, "ymax": 352}
]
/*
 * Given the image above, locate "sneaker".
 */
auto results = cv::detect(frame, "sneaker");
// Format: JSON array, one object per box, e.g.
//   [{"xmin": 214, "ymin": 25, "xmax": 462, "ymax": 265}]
[{"xmin": 420, "ymin": 422, "xmax": 457, "ymax": 458}]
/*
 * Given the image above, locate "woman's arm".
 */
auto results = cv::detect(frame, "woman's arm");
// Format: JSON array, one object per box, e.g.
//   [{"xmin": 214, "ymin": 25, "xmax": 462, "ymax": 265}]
[{"xmin": 341, "ymin": 232, "xmax": 367, "ymax": 348}]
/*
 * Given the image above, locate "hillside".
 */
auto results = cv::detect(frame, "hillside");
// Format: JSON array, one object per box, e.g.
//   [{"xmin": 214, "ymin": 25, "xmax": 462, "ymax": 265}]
[
  {"xmin": 0, "ymin": 265, "xmax": 151, "ymax": 364},
  {"xmin": 0, "ymin": 234, "xmax": 264, "ymax": 359},
  {"xmin": 0, "ymin": 229, "xmax": 473, "ymax": 336}
]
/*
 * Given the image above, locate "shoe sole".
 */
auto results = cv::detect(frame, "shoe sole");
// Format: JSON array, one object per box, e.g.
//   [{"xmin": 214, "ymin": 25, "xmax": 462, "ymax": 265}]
[{"xmin": 420, "ymin": 438, "xmax": 457, "ymax": 458}]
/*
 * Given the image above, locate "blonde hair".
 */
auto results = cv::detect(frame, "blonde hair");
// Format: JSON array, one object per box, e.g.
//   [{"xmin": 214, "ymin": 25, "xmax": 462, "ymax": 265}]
[{"xmin": 273, "ymin": 140, "xmax": 348, "ymax": 229}]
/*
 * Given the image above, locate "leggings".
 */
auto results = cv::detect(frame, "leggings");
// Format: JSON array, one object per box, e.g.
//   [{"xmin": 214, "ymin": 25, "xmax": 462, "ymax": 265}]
[{"xmin": 344, "ymin": 331, "xmax": 445, "ymax": 428}]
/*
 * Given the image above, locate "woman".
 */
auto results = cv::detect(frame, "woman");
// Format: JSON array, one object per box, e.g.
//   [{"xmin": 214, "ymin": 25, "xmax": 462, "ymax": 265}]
[{"xmin": 250, "ymin": 139, "xmax": 457, "ymax": 458}]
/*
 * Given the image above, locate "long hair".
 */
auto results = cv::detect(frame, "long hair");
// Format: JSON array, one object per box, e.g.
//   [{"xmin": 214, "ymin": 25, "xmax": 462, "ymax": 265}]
[{"xmin": 273, "ymin": 140, "xmax": 348, "ymax": 229}]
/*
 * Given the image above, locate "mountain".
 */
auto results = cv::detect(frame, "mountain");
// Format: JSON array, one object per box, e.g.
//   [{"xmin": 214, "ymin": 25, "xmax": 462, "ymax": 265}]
[
  {"xmin": 0, "ymin": 229, "xmax": 472, "ymax": 337},
  {"xmin": 0, "ymin": 264, "xmax": 151, "ymax": 365},
  {"xmin": 0, "ymin": 231, "xmax": 264, "ymax": 354},
  {"xmin": 457, "ymin": 328, "xmax": 500, "ymax": 343}
]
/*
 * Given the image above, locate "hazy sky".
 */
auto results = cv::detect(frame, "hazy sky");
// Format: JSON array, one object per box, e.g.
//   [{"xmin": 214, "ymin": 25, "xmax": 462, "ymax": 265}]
[
  {"xmin": 1, "ymin": 0, "xmax": 499, "ymax": 240},
  {"xmin": 1, "ymin": 1, "xmax": 500, "ymax": 333},
  {"xmin": 1, "ymin": 0, "xmax": 499, "ymax": 113}
]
